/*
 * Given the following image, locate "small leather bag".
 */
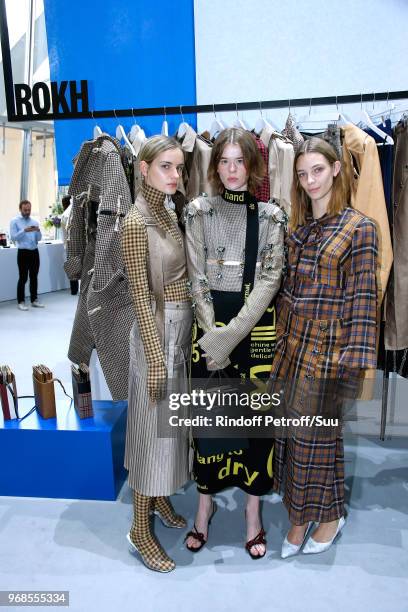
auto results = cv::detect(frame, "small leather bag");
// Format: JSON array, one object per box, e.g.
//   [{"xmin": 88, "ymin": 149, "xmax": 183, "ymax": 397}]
[
  {"xmin": 33, "ymin": 364, "xmax": 56, "ymax": 419},
  {"xmin": 193, "ymin": 368, "xmax": 249, "ymax": 455},
  {"xmin": 71, "ymin": 363, "xmax": 93, "ymax": 419},
  {"xmin": 0, "ymin": 365, "xmax": 18, "ymax": 420}
]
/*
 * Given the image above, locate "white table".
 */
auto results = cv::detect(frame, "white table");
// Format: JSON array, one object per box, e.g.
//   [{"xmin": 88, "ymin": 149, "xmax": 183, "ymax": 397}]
[{"xmin": 0, "ymin": 241, "xmax": 70, "ymax": 302}]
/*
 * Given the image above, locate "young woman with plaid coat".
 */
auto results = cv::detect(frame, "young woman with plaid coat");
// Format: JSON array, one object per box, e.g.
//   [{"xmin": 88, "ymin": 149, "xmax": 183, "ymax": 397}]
[{"xmin": 269, "ymin": 138, "xmax": 379, "ymax": 557}]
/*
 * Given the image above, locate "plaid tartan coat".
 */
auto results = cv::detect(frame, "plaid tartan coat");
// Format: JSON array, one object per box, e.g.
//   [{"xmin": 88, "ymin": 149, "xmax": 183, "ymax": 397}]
[
  {"xmin": 65, "ymin": 135, "xmax": 135, "ymax": 400},
  {"xmin": 269, "ymin": 206, "xmax": 379, "ymax": 524}
]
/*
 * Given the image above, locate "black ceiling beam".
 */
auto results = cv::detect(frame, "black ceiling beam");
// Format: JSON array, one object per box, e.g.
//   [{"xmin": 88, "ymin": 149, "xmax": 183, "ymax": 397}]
[{"xmin": 0, "ymin": 0, "xmax": 16, "ymax": 119}]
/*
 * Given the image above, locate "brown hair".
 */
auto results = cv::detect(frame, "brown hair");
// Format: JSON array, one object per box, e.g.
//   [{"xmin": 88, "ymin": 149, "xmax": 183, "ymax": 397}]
[
  {"xmin": 207, "ymin": 128, "xmax": 265, "ymax": 195},
  {"xmin": 19, "ymin": 200, "xmax": 31, "ymax": 210},
  {"xmin": 290, "ymin": 138, "xmax": 349, "ymax": 231}
]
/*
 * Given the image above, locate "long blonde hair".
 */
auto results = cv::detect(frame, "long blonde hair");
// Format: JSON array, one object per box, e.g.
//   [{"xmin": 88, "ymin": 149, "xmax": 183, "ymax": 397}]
[{"xmin": 290, "ymin": 138, "xmax": 349, "ymax": 230}]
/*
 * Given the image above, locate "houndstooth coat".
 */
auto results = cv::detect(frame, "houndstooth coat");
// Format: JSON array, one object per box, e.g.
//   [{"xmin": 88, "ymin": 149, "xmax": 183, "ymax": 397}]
[{"xmin": 65, "ymin": 135, "xmax": 135, "ymax": 400}]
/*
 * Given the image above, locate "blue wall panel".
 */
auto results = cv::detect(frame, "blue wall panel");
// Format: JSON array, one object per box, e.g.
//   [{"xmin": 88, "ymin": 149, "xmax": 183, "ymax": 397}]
[{"xmin": 44, "ymin": 0, "xmax": 197, "ymax": 185}]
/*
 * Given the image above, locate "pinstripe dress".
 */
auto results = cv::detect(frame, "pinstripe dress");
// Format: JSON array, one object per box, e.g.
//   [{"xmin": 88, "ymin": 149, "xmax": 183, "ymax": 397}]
[
  {"xmin": 121, "ymin": 184, "xmax": 192, "ymax": 496},
  {"xmin": 269, "ymin": 207, "xmax": 378, "ymax": 524}
]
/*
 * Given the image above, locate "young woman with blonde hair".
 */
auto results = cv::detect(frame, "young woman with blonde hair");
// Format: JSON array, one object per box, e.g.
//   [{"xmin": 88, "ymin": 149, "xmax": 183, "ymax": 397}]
[{"xmin": 122, "ymin": 135, "xmax": 192, "ymax": 573}]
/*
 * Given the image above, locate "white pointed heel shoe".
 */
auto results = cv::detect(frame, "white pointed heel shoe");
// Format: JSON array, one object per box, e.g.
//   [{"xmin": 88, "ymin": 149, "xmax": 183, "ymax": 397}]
[
  {"xmin": 302, "ymin": 516, "xmax": 346, "ymax": 555},
  {"xmin": 281, "ymin": 522, "xmax": 314, "ymax": 559}
]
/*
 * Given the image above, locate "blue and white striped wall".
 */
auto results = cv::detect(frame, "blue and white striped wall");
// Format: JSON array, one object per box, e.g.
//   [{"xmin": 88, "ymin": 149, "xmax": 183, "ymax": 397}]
[{"xmin": 44, "ymin": 0, "xmax": 408, "ymax": 185}]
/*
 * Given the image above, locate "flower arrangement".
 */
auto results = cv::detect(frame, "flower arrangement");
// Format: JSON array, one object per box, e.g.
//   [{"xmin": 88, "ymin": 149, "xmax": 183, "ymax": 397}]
[{"xmin": 43, "ymin": 202, "xmax": 64, "ymax": 231}]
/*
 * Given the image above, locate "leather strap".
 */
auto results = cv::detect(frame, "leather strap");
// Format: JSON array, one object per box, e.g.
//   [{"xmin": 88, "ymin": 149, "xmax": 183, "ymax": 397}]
[
  {"xmin": 185, "ymin": 526, "xmax": 206, "ymax": 543},
  {"xmin": 245, "ymin": 528, "xmax": 266, "ymax": 551}
]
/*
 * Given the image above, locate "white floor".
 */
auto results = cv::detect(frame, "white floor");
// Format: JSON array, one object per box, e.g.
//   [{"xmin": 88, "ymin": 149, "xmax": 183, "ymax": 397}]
[{"xmin": 0, "ymin": 291, "xmax": 407, "ymax": 612}]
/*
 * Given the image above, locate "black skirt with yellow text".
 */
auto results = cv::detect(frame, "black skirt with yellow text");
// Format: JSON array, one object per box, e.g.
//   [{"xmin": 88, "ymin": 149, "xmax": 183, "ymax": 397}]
[{"xmin": 191, "ymin": 287, "xmax": 276, "ymax": 495}]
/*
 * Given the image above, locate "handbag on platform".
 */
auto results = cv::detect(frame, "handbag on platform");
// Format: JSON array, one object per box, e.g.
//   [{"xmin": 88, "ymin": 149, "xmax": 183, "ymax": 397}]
[
  {"xmin": 33, "ymin": 364, "xmax": 57, "ymax": 419},
  {"xmin": 0, "ymin": 365, "xmax": 18, "ymax": 420},
  {"xmin": 71, "ymin": 363, "xmax": 93, "ymax": 419}
]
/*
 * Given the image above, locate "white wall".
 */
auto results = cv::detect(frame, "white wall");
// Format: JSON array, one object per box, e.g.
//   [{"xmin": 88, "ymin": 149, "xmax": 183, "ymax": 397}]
[
  {"xmin": 0, "ymin": 129, "xmax": 57, "ymax": 234},
  {"xmin": 28, "ymin": 133, "xmax": 57, "ymax": 232},
  {"xmin": 194, "ymin": 0, "xmax": 408, "ymax": 130},
  {"xmin": 0, "ymin": 129, "xmax": 23, "ymax": 232}
]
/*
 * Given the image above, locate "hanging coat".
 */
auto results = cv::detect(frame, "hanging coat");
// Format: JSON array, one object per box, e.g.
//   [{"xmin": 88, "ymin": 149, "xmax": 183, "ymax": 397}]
[{"xmin": 65, "ymin": 135, "xmax": 135, "ymax": 400}]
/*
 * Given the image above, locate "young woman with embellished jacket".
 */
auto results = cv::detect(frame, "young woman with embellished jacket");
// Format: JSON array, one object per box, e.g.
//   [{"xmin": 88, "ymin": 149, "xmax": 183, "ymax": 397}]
[{"xmin": 184, "ymin": 127, "xmax": 285, "ymax": 558}]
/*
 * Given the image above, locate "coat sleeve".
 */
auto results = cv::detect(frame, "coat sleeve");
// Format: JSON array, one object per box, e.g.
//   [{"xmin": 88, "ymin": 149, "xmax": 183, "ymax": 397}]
[
  {"xmin": 198, "ymin": 208, "xmax": 285, "ymax": 366},
  {"xmin": 34, "ymin": 222, "xmax": 42, "ymax": 242},
  {"xmin": 277, "ymin": 139, "xmax": 294, "ymax": 216},
  {"xmin": 184, "ymin": 199, "xmax": 230, "ymax": 368},
  {"xmin": 93, "ymin": 150, "xmax": 132, "ymax": 290},
  {"xmin": 65, "ymin": 144, "xmax": 91, "ymax": 280},
  {"xmin": 268, "ymin": 138, "xmax": 294, "ymax": 216},
  {"xmin": 121, "ymin": 212, "xmax": 166, "ymax": 369},
  {"xmin": 184, "ymin": 199, "xmax": 217, "ymax": 334},
  {"xmin": 344, "ymin": 131, "xmax": 392, "ymax": 302},
  {"xmin": 10, "ymin": 219, "xmax": 25, "ymax": 242},
  {"xmin": 338, "ymin": 218, "xmax": 378, "ymax": 370}
]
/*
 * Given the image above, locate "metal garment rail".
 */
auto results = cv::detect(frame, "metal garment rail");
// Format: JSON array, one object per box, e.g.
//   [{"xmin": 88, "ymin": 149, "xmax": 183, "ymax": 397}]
[
  {"xmin": 4, "ymin": 91, "xmax": 408, "ymax": 122},
  {"xmin": 0, "ymin": 0, "xmax": 398, "ymax": 438}
]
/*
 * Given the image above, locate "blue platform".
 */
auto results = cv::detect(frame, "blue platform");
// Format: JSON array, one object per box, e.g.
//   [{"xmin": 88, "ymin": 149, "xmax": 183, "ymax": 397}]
[{"xmin": 0, "ymin": 399, "xmax": 128, "ymax": 501}]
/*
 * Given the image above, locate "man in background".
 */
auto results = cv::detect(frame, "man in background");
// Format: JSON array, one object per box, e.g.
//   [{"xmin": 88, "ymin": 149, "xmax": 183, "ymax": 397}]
[{"xmin": 9, "ymin": 200, "xmax": 44, "ymax": 311}]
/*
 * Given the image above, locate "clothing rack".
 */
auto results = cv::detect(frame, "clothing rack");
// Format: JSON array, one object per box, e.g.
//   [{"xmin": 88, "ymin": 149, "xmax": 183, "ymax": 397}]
[
  {"xmin": 0, "ymin": 0, "xmax": 397, "ymax": 437},
  {"xmin": 6, "ymin": 92, "xmax": 408, "ymax": 123}
]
